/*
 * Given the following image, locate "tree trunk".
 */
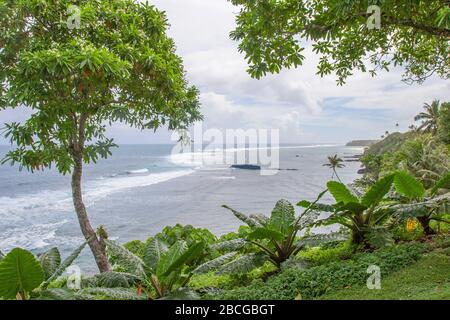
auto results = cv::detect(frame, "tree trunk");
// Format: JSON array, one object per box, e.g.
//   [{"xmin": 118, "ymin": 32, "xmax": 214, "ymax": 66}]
[
  {"xmin": 71, "ymin": 152, "xmax": 111, "ymax": 273},
  {"xmin": 417, "ymin": 216, "xmax": 436, "ymax": 236}
]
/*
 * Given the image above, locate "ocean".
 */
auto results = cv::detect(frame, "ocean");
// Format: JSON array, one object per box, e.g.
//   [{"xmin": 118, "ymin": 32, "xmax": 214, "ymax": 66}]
[{"xmin": 0, "ymin": 144, "xmax": 364, "ymax": 274}]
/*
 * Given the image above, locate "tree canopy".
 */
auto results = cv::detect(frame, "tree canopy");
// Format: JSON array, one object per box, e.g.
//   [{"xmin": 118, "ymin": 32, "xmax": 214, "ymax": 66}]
[
  {"xmin": 229, "ymin": 0, "xmax": 450, "ymax": 85},
  {"xmin": 0, "ymin": 0, "xmax": 201, "ymax": 173}
]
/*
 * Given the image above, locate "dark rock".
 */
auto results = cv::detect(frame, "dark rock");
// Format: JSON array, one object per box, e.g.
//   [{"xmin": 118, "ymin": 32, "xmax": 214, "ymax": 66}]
[{"xmin": 231, "ymin": 164, "xmax": 261, "ymax": 170}]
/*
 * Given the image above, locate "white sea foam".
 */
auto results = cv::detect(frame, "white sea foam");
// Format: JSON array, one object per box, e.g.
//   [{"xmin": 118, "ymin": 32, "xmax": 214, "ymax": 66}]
[
  {"xmin": 0, "ymin": 220, "xmax": 69, "ymax": 251},
  {"xmin": 126, "ymin": 168, "xmax": 149, "ymax": 174}
]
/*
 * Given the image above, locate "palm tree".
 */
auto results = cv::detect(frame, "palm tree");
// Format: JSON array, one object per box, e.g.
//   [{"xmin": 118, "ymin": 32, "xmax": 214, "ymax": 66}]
[
  {"xmin": 414, "ymin": 100, "xmax": 441, "ymax": 134},
  {"xmin": 323, "ymin": 154, "xmax": 345, "ymax": 182}
]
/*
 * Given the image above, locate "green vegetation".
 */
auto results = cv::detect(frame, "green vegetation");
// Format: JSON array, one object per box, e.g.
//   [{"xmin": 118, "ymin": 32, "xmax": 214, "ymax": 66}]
[
  {"xmin": 229, "ymin": 0, "xmax": 449, "ymax": 84},
  {"xmin": 323, "ymin": 154, "xmax": 345, "ymax": 182},
  {"xmin": 319, "ymin": 247, "xmax": 450, "ymax": 300},
  {"xmin": 0, "ymin": 243, "xmax": 87, "ymax": 300},
  {"xmin": 0, "ymin": 0, "xmax": 201, "ymax": 272}
]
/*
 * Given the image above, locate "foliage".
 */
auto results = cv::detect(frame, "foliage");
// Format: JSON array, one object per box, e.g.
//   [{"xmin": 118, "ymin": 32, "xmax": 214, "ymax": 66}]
[
  {"xmin": 380, "ymin": 135, "xmax": 450, "ymax": 189},
  {"xmin": 83, "ymin": 238, "xmax": 214, "ymax": 299},
  {"xmin": 300, "ymin": 174, "xmax": 401, "ymax": 248},
  {"xmin": 414, "ymin": 100, "xmax": 442, "ymax": 135},
  {"xmin": 388, "ymin": 172, "xmax": 450, "ymax": 235},
  {"xmin": 214, "ymin": 196, "xmax": 346, "ymax": 273},
  {"xmin": 0, "ymin": 243, "xmax": 87, "ymax": 300},
  {"xmin": 437, "ymin": 102, "xmax": 450, "ymax": 144},
  {"xmin": 319, "ymin": 249, "xmax": 450, "ymax": 300},
  {"xmin": 213, "ymin": 243, "xmax": 426, "ymax": 300},
  {"xmin": 0, "ymin": 0, "xmax": 201, "ymax": 173},
  {"xmin": 298, "ymin": 241, "xmax": 354, "ymax": 266},
  {"xmin": 229, "ymin": 0, "xmax": 449, "ymax": 84}
]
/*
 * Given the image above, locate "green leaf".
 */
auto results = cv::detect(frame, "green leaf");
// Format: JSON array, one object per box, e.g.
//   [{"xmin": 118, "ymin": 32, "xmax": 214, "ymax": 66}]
[
  {"xmin": 79, "ymin": 287, "xmax": 146, "ymax": 300},
  {"xmin": 143, "ymin": 237, "xmax": 168, "ymax": 271},
  {"xmin": 394, "ymin": 171, "xmax": 426, "ymax": 199},
  {"xmin": 210, "ymin": 238, "xmax": 247, "ymax": 251},
  {"xmin": 34, "ymin": 288, "xmax": 76, "ymax": 300},
  {"xmin": 216, "ymin": 253, "xmax": 267, "ymax": 275},
  {"xmin": 327, "ymin": 181, "xmax": 360, "ymax": 204},
  {"xmin": 83, "ymin": 271, "xmax": 141, "ymax": 288},
  {"xmin": 39, "ymin": 247, "xmax": 61, "ymax": 280},
  {"xmin": 105, "ymin": 240, "xmax": 146, "ymax": 278},
  {"xmin": 162, "ymin": 241, "xmax": 205, "ymax": 276},
  {"xmin": 41, "ymin": 241, "xmax": 88, "ymax": 288},
  {"xmin": 361, "ymin": 174, "xmax": 395, "ymax": 207},
  {"xmin": 248, "ymin": 227, "xmax": 285, "ymax": 242},
  {"xmin": 268, "ymin": 199, "xmax": 295, "ymax": 235},
  {"xmin": 156, "ymin": 241, "xmax": 187, "ymax": 278},
  {"xmin": 0, "ymin": 248, "xmax": 45, "ymax": 299},
  {"xmin": 222, "ymin": 205, "xmax": 259, "ymax": 227},
  {"xmin": 192, "ymin": 252, "xmax": 238, "ymax": 274},
  {"xmin": 297, "ymin": 201, "xmax": 334, "ymax": 212},
  {"xmin": 431, "ymin": 172, "xmax": 450, "ymax": 196}
]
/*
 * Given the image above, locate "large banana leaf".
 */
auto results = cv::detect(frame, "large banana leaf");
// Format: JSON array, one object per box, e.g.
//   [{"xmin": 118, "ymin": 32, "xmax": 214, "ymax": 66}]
[
  {"xmin": 105, "ymin": 240, "xmax": 146, "ymax": 278},
  {"xmin": 34, "ymin": 288, "xmax": 76, "ymax": 300},
  {"xmin": 268, "ymin": 199, "xmax": 295, "ymax": 235},
  {"xmin": 192, "ymin": 252, "xmax": 237, "ymax": 274},
  {"xmin": 297, "ymin": 200, "xmax": 334, "ymax": 212},
  {"xmin": 143, "ymin": 237, "xmax": 169, "ymax": 271},
  {"xmin": 41, "ymin": 241, "xmax": 88, "ymax": 288},
  {"xmin": 327, "ymin": 181, "xmax": 360, "ymax": 204},
  {"xmin": 394, "ymin": 171, "xmax": 426, "ymax": 199},
  {"xmin": 361, "ymin": 173, "xmax": 395, "ymax": 207},
  {"xmin": 216, "ymin": 253, "xmax": 267, "ymax": 275},
  {"xmin": 156, "ymin": 241, "xmax": 187, "ymax": 278},
  {"xmin": 247, "ymin": 227, "xmax": 285, "ymax": 242},
  {"xmin": 39, "ymin": 247, "xmax": 61, "ymax": 280},
  {"xmin": 162, "ymin": 241, "xmax": 205, "ymax": 276},
  {"xmin": 0, "ymin": 248, "xmax": 45, "ymax": 299}
]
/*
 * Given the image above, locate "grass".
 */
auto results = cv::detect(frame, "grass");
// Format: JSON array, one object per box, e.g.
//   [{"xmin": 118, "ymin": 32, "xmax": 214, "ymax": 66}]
[{"xmin": 318, "ymin": 248, "xmax": 450, "ymax": 300}]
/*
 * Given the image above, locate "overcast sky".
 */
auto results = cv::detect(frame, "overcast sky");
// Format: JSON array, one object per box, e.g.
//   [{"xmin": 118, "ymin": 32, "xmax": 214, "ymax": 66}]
[{"xmin": 1, "ymin": 0, "xmax": 449, "ymax": 145}]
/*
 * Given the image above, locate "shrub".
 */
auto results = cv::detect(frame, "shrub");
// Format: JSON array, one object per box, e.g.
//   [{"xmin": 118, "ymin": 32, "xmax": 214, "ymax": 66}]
[{"xmin": 213, "ymin": 243, "xmax": 427, "ymax": 300}]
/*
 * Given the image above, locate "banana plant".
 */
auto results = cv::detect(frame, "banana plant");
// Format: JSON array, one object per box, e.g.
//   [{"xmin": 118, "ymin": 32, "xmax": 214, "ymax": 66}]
[
  {"xmin": 299, "ymin": 171, "xmax": 450, "ymax": 248},
  {"xmin": 0, "ymin": 242, "xmax": 87, "ymax": 300},
  {"xmin": 388, "ymin": 172, "xmax": 450, "ymax": 235},
  {"xmin": 79, "ymin": 238, "xmax": 208, "ymax": 300},
  {"xmin": 203, "ymin": 196, "xmax": 345, "ymax": 274}
]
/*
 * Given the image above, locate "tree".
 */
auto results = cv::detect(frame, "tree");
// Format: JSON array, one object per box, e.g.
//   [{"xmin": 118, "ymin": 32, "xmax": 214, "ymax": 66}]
[
  {"xmin": 229, "ymin": 0, "xmax": 450, "ymax": 84},
  {"xmin": 414, "ymin": 100, "xmax": 441, "ymax": 134},
  {"xmin": 0, "ymin": 1, "xmax": 201, "ymax": 272},
  {"xmin": 323, "ymin": 154, "xmax": 345, "ymax": 182},
  {"xmin": 437, "ymin": 102, "xmax": 450, "ymax": 144}
]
